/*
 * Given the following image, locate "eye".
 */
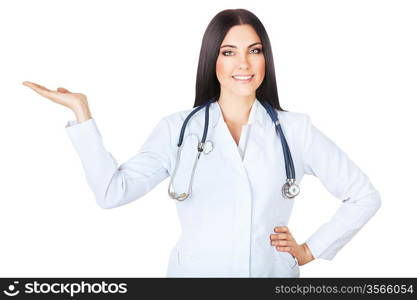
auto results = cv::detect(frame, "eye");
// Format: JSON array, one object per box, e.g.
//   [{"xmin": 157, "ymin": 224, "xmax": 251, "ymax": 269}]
[
  {"xmin": 222, "ymin": 50, "xmax": 233, "ymax": 56},
  {"xmin": 250, "ymin": 47, "xmax": 263, "ymax": 54}
]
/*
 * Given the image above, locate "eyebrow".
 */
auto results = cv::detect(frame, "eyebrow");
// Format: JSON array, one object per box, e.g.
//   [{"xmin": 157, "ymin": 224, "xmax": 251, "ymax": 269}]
[{"xmin": 220, "ymin": 42, "xmax": 262, "ymax": 49}]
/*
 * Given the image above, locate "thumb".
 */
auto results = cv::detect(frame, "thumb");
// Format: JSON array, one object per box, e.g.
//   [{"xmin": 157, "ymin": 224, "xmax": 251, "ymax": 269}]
[{"xmin": 57, "ymin": 87, "xmax": 71, "ymax": 93}]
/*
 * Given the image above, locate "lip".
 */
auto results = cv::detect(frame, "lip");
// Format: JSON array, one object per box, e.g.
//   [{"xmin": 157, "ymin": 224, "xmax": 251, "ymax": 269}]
[{"xmin": 232, "ymin": 74, "xmax": 254, "ymax": 83}]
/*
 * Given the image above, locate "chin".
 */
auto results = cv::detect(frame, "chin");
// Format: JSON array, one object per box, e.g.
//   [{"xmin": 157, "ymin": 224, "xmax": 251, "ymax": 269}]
[
  {"xmin": 221, "ymin": 83, "xmax": 258, "ymax": 97},
  {"xmin": 232, "ymin": 90, "xmax": 257, "ymax": 97}
]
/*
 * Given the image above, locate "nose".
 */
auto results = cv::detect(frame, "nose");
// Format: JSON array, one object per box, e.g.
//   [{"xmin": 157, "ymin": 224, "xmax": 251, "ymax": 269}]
[{"xmin": 236, "ymin": 53, "xmax": 250, "ymax": 70}]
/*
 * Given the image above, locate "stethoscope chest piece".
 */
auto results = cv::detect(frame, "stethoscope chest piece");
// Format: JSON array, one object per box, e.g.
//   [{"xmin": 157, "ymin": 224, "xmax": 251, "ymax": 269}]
[{"xmin": 282, "ymin": 179, "xmax": 300, "ymax": 199}]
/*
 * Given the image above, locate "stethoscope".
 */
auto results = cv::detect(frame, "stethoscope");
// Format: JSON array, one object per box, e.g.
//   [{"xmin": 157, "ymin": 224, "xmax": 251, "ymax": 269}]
[{"xmin": 168, "ymin": 96, "xmax": 300, "ymax": 201}]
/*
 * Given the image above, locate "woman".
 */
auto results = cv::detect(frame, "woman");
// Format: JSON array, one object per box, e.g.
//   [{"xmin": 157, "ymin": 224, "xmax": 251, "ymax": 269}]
[{"xmin": 22, "ymin": 8, "xmax": 381, "ymax": 277}]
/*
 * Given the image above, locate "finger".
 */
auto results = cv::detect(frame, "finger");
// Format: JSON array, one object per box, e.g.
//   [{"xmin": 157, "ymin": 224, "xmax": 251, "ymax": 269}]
[
  {"xmin": 276, "ymin": 246, "xmax": 292, "ymax": 252},
  {"xmin": 270, "ymin": 233, "xmax": 289, "ymax": 241},
  {"xmin": 26, "ymin": 86, "xmax": 54, "ymax": 98},
  {"xmin": 273, "ymin": 226, "xmax": 295, "ymax": 242},
  {"xmin": 24, "ymin": 82, "xmax": 58, "ymax": 98},
  {"xmin": 57, "ymin": 87, "xmax": 71, "ymax": 93},
  {"xmin": 30, "ymin": 87, "xmax": 55, "ymax": 98},
  {"xmin": 23, "ymin": 82, "xmax": 51, "ymax": 94},
  {"xmin": 23, "ymin": 81, "xmax": 51, "ymax": 91},
  {"xmin": 23, "ymin": 81, "xmax": 39, "ymax": 89},
  {"xmin": 271, "ymin": 239, "xmax": 295, "ymax": 247},
  {"xmin": 274, "ymin": 226, "xmax": 289, "ymax": 233}
]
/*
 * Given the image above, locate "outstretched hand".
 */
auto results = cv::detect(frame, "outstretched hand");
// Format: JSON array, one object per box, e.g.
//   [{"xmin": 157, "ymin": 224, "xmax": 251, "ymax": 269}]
[
  {"xmin": 22, "ymin": 81, "xmax": 88, "ymax": 111},
  {"xmin": 23, "ymin": 81, "xmax": 92, "ymax": 122}
]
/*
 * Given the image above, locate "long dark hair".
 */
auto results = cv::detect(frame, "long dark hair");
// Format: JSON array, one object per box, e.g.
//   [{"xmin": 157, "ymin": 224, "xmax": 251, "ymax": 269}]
[{"xmin": 193, "ymin": 8, "xmax": 287, "ymax": 112}]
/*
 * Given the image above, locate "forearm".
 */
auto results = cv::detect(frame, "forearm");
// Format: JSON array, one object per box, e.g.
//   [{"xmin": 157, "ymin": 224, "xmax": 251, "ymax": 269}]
[
  {"xmin": 66, "ymin": 118, "xmax": 120, "ymax": 208},
  {"xmin": 65, "ymin": 115, "xmax": 171, "ymax": 209},
  {"xmin": 305, "ymin": 190, "xmax": 381, "ymax": 260}
]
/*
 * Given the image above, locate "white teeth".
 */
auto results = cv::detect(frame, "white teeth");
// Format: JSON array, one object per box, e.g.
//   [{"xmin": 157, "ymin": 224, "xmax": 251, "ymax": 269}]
[{"xmin": 233, "ymin": 75, "xmax": 253, "ymax": 80}]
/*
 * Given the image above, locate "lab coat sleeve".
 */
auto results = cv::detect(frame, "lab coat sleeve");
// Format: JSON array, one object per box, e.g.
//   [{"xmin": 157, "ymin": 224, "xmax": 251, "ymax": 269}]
[
  {"xmin": 65, "ymin": 117, "xmax": 171, "ymax": 209},
  {"xmin": 301, "ymin": 114, "xmax": 381, "ymax": 260}
]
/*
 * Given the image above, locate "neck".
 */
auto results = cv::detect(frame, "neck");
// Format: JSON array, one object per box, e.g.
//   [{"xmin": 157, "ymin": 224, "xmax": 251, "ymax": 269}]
[{"xmin": 217, "ymin": 91, "xmax": 256, "ymax": 125}]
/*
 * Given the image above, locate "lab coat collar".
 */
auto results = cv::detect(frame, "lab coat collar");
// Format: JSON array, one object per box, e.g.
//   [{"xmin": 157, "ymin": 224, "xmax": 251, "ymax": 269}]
[{"xmin": 205, "ymin": 97, "xmax": 267, "ymax": 129}]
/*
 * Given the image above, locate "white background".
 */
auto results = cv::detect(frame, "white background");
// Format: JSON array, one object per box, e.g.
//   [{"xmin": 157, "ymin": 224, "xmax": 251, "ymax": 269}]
[{"xmin": 1, "ymin": 0, "xmax": 416, "ymax": 277}]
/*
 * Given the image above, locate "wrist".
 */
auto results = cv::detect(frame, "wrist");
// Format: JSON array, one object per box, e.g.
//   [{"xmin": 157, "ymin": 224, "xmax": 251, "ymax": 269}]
[
  {"xmin": 302, "ymin": 242, "xmax": 315, "ymax": 263},
  {"xmin": 72, "ymin": 103, "xmax": 92, "ymax": 123}
]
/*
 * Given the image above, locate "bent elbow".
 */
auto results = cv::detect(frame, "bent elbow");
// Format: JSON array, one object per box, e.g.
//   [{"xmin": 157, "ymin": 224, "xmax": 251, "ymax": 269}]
[
  {"xmin": 95, "ymin": 184, "xmax": 119, "ymax": 209},
  {"xmin": 371, "ymin": 190, "xmax": 382, "ymax": 213},
  {"xmin": 95, "ymin": 171, "xmax": 125, "ymax": 209},
  {"xmin": 96, "ymin": 198, "xmax": 116, "ymax": 209},
  {"xmin": 349, "ymin": 189, "xmax": 382, "ymax": 210},
  {"xmin": 96, "ymin": 187, "xmax": 125, "ymax": 209},
  {"xmin": 360, "ymin": 190, "xmax": 381, "ymax": 216}
]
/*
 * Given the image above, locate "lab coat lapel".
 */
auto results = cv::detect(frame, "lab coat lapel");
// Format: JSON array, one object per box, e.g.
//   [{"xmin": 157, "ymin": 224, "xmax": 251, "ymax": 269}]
[
  {"xmin": 241, "ymin": 99, "xmax": 268, "ymax": 166},
  {"xmin": 189, "ymin": 97, "xmax": 269, "ymax": 175},
  {"xmin": 212, "ymin": 99, "xmax": 268, "ymax": 169},
  {"xmin": 216, "ymin": 118, "xmax": 247, "ymax": 168}
]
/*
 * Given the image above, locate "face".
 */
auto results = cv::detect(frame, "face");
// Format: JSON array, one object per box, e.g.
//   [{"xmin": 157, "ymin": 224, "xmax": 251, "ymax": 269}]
[{"xmin": 216, "ymin": 24, "xmax": 265, "ymax": 98}]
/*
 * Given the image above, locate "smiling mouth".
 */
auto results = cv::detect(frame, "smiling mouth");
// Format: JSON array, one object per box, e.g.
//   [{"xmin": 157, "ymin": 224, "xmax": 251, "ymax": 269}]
[{"xmin": 232, "ymin": 74, "xmax": 255, "ymax": 82}]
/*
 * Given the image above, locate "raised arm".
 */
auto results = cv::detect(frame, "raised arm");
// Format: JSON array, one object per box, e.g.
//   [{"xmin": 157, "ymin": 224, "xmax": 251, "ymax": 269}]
[{"xmin": 23, "ymin": 81, "xmax": 171, "ymax": 209}]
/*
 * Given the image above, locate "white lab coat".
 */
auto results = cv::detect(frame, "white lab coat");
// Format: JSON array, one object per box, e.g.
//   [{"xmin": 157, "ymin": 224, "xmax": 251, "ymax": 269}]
[{"xmin": 65, "ymin": 98, "xmax": 381, "ymax": 277}]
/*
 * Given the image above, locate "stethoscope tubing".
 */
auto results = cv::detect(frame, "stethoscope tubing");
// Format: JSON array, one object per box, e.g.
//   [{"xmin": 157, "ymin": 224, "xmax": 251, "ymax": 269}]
[
  {"xmin": 177, "ymin": 97, "xmax": 217, "ymax": 147},
  {"xmin": 169, "ymin": 96, "xmax": 299, "ymax": 200},
  {"xmin": 259, "ymin": 100, "xmax": 296, "ymax": 180}
]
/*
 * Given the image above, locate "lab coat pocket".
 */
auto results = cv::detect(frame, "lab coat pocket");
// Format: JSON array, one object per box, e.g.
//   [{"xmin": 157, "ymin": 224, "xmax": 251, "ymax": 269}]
[
  {"xmin": 176, "ymin": 248, "xmax": 230, "ymax": 277},
  {"xmin": 177, "ymin": 248, "xmax": 202, "ymax": 268}
]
